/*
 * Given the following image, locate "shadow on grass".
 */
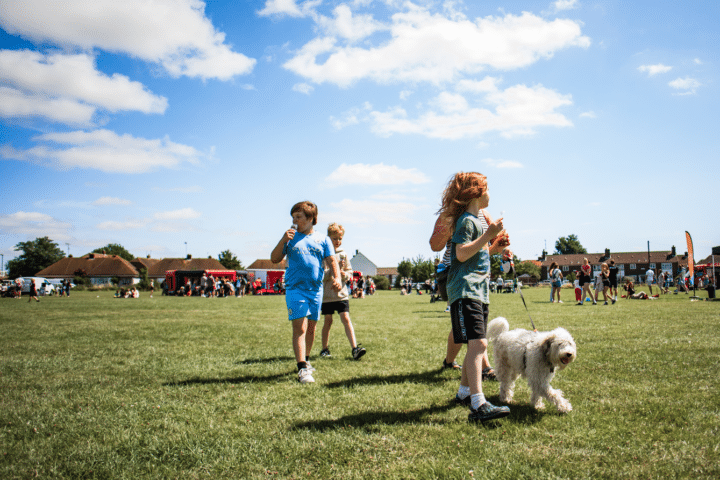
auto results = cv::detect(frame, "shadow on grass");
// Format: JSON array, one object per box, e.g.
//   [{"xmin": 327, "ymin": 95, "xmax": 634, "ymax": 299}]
[
  {"xmin": 236, "ymin": 355, "xmax": 295, "ymax": 365},
  {"xmin": 323, "ymin": 368, "xmax": 458, "ymax": 388},
  {"xmin": 293, "ymin": 402, "xmax": 458, "ymax": 431},
  {"xmin": 163, "ymin": 371, "xmax": 291, "ymax": 386}
]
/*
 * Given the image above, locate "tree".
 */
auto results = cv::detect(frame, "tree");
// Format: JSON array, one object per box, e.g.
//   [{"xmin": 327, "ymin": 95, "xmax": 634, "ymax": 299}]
[
  {"xmin": 218, "ymin": 250, "xmax": 244, "ymax": 270},
  {"xmin": 515, "ymin": 261, "xmax": 541, "ymax": 281},
  {"xmin": 554, "ymin": 234, "xmax": 587, "ymax": 255},
  {"xmin": 410, "ymin": 255, "xmax": 435, "ymax": 283},
  {"xmin": 7, "ymin": 237, "xmax": 65, "ymax": 278},
  {"xmin": 91, "ymin": 243, "xmax": 134, "ymax": 261},
  {"xmin": 395, "ymin": 258, "xmax": 412, "ymax": 288}
]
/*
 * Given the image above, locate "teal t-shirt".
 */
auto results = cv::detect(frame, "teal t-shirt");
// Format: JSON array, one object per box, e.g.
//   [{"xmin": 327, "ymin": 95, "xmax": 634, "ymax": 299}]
[{"xmin": 447, "ymin": 211, "xmax": 490, "ymax": 305}]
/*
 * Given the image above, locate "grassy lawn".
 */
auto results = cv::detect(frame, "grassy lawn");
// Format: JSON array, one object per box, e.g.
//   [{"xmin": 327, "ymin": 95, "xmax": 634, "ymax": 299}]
[{"xmin": 1, "ymin": 287, "xmax": 719, "ymax": 479}]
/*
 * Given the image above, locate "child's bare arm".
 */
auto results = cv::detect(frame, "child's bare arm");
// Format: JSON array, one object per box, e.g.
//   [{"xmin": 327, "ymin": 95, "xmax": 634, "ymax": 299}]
[
  {"xmin": 324, "ymin": 256, "xmax": 342, "ymax": 292},
  {"xmin": 429, "ymin": 215, "xmax": 453, "ymax": 251},
  {"xmin": 456, "ymin": 217, "xmax": 504, "ymax": 262},
  {"xmin": 270, "ymin": 229, "xmax": 294, "ymax": 263}
]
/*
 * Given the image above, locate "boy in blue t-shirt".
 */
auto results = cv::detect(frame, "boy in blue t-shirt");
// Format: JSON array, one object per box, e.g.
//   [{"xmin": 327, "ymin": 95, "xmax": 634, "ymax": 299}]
[{"xmin": 271, "ymin": 201, "xmax": 342, "ymax": 384}]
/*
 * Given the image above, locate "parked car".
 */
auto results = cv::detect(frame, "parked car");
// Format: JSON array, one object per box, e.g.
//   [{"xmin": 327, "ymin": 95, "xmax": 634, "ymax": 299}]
[{"xmin": 19, "ymin": 277, "xmax": 55, "ymax": 295}]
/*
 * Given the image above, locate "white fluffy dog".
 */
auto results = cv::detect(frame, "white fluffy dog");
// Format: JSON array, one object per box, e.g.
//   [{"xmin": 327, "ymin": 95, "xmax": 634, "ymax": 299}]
[{"xmin": 487, "ymin": 317, "xmax": 576, "ymax": 413}]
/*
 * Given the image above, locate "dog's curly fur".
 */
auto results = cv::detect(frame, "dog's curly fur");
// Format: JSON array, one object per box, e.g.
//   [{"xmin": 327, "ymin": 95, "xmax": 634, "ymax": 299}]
[{"xmin": 487, "ymin": 317, "xmax": 576, "ymax": 413}]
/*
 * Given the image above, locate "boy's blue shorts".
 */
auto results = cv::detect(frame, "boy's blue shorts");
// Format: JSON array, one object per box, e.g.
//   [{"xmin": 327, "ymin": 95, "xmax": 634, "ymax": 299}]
[{"xmin": 286, "ymin": 289, "xmax": 322, "ymax": 321}]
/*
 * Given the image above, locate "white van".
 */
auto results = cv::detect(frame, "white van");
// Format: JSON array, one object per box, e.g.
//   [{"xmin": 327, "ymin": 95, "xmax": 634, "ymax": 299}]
[{"xmin": 19, "ymin": 277, "xmax": 55, "ymax": 295}]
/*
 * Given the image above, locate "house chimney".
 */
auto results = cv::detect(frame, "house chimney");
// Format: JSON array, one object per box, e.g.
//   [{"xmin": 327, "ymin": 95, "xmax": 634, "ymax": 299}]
[
  {"xmin": 89, "ymin": 253, "xmax": 95, "ymax": 259},
  {"xmin": 672, "ymin": 245, "xmax": 676, "ymax": 257},
  {"xmin": 605, "ymin": 248, "xmax": 610, "ymax": 257},
  {"xmin": 147, "ymin": 254, "xmax": 151, "ymax": 259},
  {"xmin": 186, "ymin": 254, "xmax": 192, "ymax": 260}
]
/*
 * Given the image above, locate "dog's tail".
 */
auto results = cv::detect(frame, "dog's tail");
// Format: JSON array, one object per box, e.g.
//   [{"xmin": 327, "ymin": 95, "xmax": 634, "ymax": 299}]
[{"xmin": 487, "ymin": 317, "xmax": 509, "ymax": 342}]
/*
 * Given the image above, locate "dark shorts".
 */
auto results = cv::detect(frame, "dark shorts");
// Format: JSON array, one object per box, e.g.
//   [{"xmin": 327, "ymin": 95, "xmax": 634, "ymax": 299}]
[
  {"xmin": 438, "ymin": 277, "xmax": 448, "ymax": 302},
  {"xmin": 450, "ymin": 298, "xmax": 488, "ymax": 344},
  {"xmin": 321, "ymin": 300, "xmax": 350, "ymax": 315},
  {"xmin": 580, "ymin": 275, "xmax": 590, "ymax": 287},
  {"xmin": 609, "ymin": 277, "xmax": 618, "ymax": 288},
  {"xmin": 602, "ymin": 280, "xmax": 610, "ymax": 288}
]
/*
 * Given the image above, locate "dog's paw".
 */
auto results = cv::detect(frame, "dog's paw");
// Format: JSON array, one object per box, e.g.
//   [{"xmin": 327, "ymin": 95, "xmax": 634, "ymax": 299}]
[{"xmin": 557, "ymin": 400, "xmax": 572, "ymax": 414}]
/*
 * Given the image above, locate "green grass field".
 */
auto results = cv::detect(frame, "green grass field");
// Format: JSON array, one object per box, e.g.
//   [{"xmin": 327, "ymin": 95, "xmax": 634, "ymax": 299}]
[{"xmin": 1, "ymin": 287, "xmax": 719, "ymax": 479}]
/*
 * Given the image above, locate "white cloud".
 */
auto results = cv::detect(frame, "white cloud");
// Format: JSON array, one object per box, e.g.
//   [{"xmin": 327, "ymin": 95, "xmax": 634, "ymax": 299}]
[
  {"xmin": 92, "ymin": 197, "xmax": 133, "ymax": 206},
  {"xmin": 154, "ymin": 208, "xmax": 202, "ymax": 221},
  {"xmin": 694, "ymin": 58, "xmax": 703, "ymax": 65},
  {"xmin": 0, "ymin": 0, "xmax": 255, "ymax": 81},
  {"xmin": 669, "ymin": 77, "xmax": 701, "ymax": 95},
  {"xmin": 579, "ymin": 111, "xmax": 596, "ymax": 118},
  {"xmin": 554, "ymin": 0, "xmax": 579, "ymax": 11},
  {"xmin": 315, "ymin": 4, "xmax": 385, "ymax": 42},
  {"xmin": 638, "ymin": 63, "xmax": 672, "ymax": 76},
  {"xmin": 368, "ymin": 82, "xmax": 573, "ymax": 140},
  {"xmin": 284, "ymin": 8, "xmax": 590, "ymax": 86},
  {"xmin": 96, "ymin": 219, "xmax": 147, "ymax": 230},
  {"xmin": 0, "ymin": 211, "xmax": 72, "ymax": 240},
  {"xmin": 0, "ymin": 86, "xmax": 96, "ymax": 125},
  {"xmin": 325, "ymin": 199, "xmax": 422, "ymax": 225},
  {"xmin": 483, "ymin": 158, "xmax": 523, "ymax": 169},
  {"xmin": 292, "ymin": 83, "xmax": 314, "ymax": 94},
  {"xmin": 325, "ymin": 163, "xmax": 430, "ymax": 186},
  {"xmin": 1, "ymin": 129, "xmax": 205, "ymax": 173}
]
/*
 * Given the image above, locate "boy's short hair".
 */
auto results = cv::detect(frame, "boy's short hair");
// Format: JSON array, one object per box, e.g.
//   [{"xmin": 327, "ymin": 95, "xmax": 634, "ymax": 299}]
[
  {"xmin": 290, "ymin": 201, "xmax": 318, "ymax": 225},
  {"xmin": 327, "ymin": 223, "xmax": 344, "ymax": 238}
]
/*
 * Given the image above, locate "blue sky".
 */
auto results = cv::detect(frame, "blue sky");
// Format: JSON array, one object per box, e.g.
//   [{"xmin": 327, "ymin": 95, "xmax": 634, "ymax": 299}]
[{"xmin": 1, "ymin": 0, "xmax": 718, "ymax": 271}]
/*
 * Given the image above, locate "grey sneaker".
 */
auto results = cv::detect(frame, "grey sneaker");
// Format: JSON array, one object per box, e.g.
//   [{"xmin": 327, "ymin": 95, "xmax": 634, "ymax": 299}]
[
  {"xmin": 297, "ymin": 368, "xmax": 315, "ymax": 384},
  {"xmin": 351, "ymin": 344, "xmax": 366, "ymax": 360},
  {"xmin": 468, "ymin": 402, "xmax": 510, "ymax": 422},
  {"xmin": 320, "ymin": 348, "xmax": 331, "ymax": 358}
]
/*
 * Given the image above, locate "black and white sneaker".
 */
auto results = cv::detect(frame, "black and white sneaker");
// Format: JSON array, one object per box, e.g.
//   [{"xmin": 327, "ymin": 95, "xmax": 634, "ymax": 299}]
[
  {"xmin": 351, "ymin": 344, "xmax": 366, "ymax": 360},
  {"xmin": 468, "ymin": 402, "xmax": 510, "ymax": 423},
  {"xmin": 320, "ymin": 348, "xmax": 332, "ymax": 358}
]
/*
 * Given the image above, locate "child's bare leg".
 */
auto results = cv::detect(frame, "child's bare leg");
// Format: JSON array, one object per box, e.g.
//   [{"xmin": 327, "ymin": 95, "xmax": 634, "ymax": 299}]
[
  {"xmin": 338, "ymin": 311, "xmax": 357, "ymax": 348},
  {"xmin": 446, "ymin": 331, "xmax": 462, "ymax": 364},
  {"xmin": 463, "ymin": 338, "xmax": 486, "ymax": 395},
  {"xmin": 304, "ymin": 319, "xmax": 317, "ymax": 358},
  {"xmin": 292, "ymin": 317, "xmax": 308, "ymax": 363},
  {"xmin": 321, "ymin": 314, "xmax": 333, "ymax": 350}
]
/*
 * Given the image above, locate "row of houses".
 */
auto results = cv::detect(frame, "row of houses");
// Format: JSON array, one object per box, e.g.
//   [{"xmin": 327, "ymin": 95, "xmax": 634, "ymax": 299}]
[
  {"xmin": 36, "ymin": 253, "xmax": 229, "ymax": 286},
  {"xmin": 536, "ymin": 245, "xmax": 719, "ymax": 285},
  {"xmin": 32, "ymin": 250, "xmax": 402, "ymax": 288},
  {"xmin": 30, "ymin": 245, "xmax": 719, "ymax": 288}
]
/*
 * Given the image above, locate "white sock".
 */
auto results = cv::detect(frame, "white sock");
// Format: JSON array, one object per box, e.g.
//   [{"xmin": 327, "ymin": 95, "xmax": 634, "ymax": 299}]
[
  {"xmin": 457, "ymin": 385, "xmax": 470, "ymax": 399},
  {"xmin": 470, "ymin": 393, "xmax": 486, "ymax": 410}
]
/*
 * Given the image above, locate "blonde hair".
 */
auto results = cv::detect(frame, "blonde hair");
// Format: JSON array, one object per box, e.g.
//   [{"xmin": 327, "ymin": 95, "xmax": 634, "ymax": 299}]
[
  {"xmin": 437, "ymin": 172, "xmax": 488, "ymax": 226},
  {"xmin": 327, "ymin": 223, "xmax": 344, "ymax": 238}
]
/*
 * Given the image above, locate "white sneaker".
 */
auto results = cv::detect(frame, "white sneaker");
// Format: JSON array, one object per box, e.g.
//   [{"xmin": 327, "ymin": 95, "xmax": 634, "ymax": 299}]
[
  {"xmin": 305, "ymin": 361, "xmax": 316, "ymax": 372},
  {"xmin": 444, "ymin": 306, "xmax": 450, "ymax": 313},
  {"xmin": 558, "ymin": 300, "xmax": 563, "ymax": 303},
  {"xmin": 298, "ymin": 368, "xmax": 315, "ymax": 384}
]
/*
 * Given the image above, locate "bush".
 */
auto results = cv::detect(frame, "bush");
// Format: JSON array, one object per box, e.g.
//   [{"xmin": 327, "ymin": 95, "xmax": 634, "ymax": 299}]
[{"xmin": 372, "ymin": 275, "xmax": 390, "ymax": 290}]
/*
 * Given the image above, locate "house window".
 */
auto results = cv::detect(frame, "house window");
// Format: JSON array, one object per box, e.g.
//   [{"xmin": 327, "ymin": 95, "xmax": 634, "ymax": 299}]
[
  {"xmin": 650, "ymin": 263, "xmax": 656, "ymax": 269},
  {"xmin": 562, "ymin": 265, "xmax": 569, "ymax": 271},
  {"xmin": 630, "ymin": 264, "xmax": 636, "ymax": 270}
]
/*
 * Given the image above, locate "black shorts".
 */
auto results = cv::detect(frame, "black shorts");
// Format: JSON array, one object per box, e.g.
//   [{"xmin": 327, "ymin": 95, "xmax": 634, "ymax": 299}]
[
  {"xmin": 609, "ymin": 278, "xmax": 618, "ymax": 288},
  {"xmin": 450, "ymin": 298, "xmax": 488, "ymax": 343},
  {"xmin": 321, "ymin": 300, "xmax": 350, "ymax": 315},
  {"xmin": 580, "ymin": 275, "xmax": 590, "ymax": 287},
  {"xmin": 437, "ymin": 277, "xmax": 448, "ymax": 302}
]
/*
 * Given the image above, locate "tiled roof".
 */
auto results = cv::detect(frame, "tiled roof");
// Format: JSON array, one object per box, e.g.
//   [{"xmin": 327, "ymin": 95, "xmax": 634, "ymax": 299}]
[
  {"xmin": 248, "ymin": 259, "xmax": 288, "ymax": 270},
  {"xmin": 147, "ymin": 257, "xmax": 228, "ymax": 277},
  {"xmin": 36, "ymin": 254, "xmax": 139, "ymax": 278},
  {"xmin": 377, "ymin": 267, "xmax": 398, "ymax": 275},
  {"xmin": 131, "ymin": 257, "xmax": 161, "ymax": 272}
]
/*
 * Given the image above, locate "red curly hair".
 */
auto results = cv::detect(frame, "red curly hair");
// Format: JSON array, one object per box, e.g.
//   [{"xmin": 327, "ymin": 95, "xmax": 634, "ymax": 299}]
[{"xmin": 437, "ymin": 172, "xmax": 488, "ymax": 226}]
